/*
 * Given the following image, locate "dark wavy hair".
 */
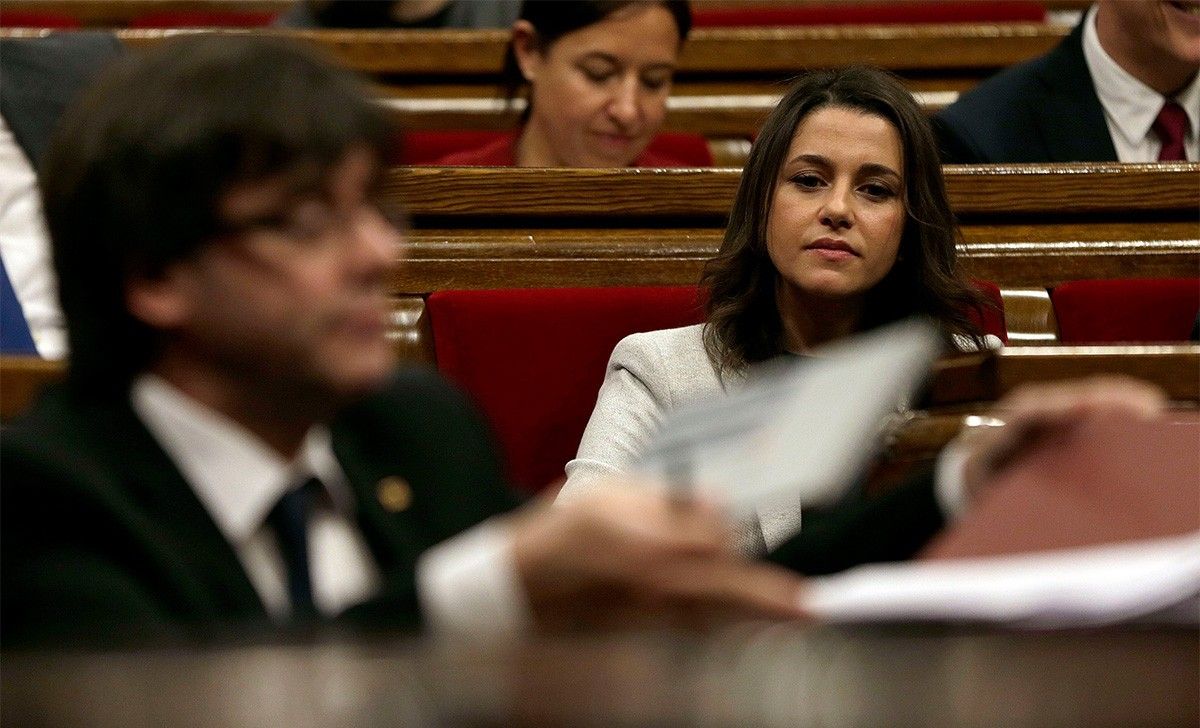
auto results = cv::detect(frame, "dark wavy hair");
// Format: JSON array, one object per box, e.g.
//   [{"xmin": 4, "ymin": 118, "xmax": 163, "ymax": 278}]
[
  {"xmin": 41, "ymin": 35, "xmax": 390, "ymax": 397},
  {"xmin": 500, "ymin": 0, "xmax": 692, "ymax": 120},
  {"xmin": 701, "ymin": 67, "xmax": 988, "ymax": 374}
]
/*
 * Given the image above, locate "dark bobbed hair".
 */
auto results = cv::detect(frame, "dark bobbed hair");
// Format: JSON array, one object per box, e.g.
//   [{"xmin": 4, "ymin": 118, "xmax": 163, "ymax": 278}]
[
  {"xmin": 701, "ymin": 67, "xmax": 988, "ymax": 373},
  {"xmin": 500, "ymin": 0, "xmax": 692, "ymax": 119},
  {"xmin": 40, "ymin": 35, "xmax": 390, "ymax": 397}
]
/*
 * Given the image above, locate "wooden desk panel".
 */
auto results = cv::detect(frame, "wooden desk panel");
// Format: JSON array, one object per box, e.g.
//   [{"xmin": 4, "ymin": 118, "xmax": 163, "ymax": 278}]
[{"xmin": 3, "ymin": 626, "xmax": 1196, "ymax": 727}]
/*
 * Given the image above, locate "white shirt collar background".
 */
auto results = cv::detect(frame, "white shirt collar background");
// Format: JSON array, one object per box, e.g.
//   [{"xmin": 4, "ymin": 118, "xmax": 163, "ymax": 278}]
[{"xmin": 1082, "ymin": 4, "xmax": 1200, "ymax": 162}]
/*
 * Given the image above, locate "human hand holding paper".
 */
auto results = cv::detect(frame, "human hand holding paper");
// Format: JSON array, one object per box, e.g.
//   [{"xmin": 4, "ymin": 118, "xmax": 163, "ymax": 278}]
[{"xmin": 635, "ymin": 318, "xmax": 942, "ymax": 516}]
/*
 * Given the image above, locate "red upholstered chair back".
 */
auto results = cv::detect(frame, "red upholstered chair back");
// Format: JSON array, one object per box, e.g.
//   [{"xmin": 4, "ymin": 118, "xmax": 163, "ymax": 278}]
[
  {"xmin": 399, "ymin": 131, "xmax": 713, "ymax": 167},
  {"xmin": 397, "ymin": 131, "xmax": 506, "ymax": 166},
  {"xmin": 643, "ymin": 132, "xmax": 714, "ymax": 166},
  {"xmin": 1051, "ymin": 278, "xmax": 1200, "ymax": 343},
  {"xmin": 129, "ymin": 11, "xmax": 279, "ymax": 27},
  {"xmin": 692, "ymin": 1, "xmax": 1045, "ymax": 26},
  {"xmin": 970, "ymin": 279, "xmax": 1008, "ymax": 344},
  {"xmin": 428, "ymin": 287, "xmax": 707, "ymax": 492},
  {"xmin": 427, "ymin": 282, "xmax": 1005, "ymax": 492},
  {"xmin": 0, "ymin": 11, "xmax": 81, "ymax": 27}
]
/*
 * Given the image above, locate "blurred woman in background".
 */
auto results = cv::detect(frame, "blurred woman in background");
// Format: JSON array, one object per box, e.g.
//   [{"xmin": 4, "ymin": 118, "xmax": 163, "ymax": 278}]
[{"xmin": 436, "ymin": 0, "xmax": 695, "ymax": 167}]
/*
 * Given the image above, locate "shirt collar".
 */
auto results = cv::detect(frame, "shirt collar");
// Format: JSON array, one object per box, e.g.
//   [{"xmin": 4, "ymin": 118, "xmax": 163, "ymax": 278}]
[
  {"xmin": 1082, "ymin": 5, "xmax": 1200, "ymax": 149},
  {"xmin": 130, "ymin": 374, "xmax": 353, "ymax": 547}
]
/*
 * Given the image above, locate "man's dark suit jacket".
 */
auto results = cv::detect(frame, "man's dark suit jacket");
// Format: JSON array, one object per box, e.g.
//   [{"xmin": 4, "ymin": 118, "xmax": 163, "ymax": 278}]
[
  {"xmin": 2, "ymin": 369, "xmax": 945, "ymax": 645},
  {"xmin": 1, "ymin": 369, "xmax": 522, "ymax": 644},
  {"xmin": 932, "ymin": 20, "xmax": 1118, "ymax": 164},
  {"xmin": 0, "ymin": 33, "xmax": 123, "ymax": 167}
]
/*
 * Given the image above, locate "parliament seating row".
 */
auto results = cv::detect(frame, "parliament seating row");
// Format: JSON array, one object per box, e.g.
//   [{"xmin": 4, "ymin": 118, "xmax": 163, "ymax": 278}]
[
  {"xmin": 387, "ymin": 163, "xmax": 1199, "ymax": 345},
  {"xmin": 387, "ymin": 162, "xmax": 1198, "ymax": 489},
  {"xmin": 2, "ymin": 164, "xmax": 1195, "ymax": 490},
  {"xmin": 430, "ymin": 279, "xmax": 1196, "ymax": 491},
  {"xmin": 0, "ymin": 23, "xmax": 1075, "ymax": 153},
  {"xmin": 0, "ymin": 24, "xmax": 1071, "ymax": 98}
]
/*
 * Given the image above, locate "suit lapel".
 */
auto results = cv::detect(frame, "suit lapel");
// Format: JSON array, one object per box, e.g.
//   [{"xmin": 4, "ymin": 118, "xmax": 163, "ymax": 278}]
[
  {"xmin": 79, "ymin": 395, "xmax": 269, "ymax": 621},
  {"xmin": 0, "ymin": 33, "xmax": 122, "ymax": 165},
  {"xmin": 331, "ymin": 424, "xmax": 426, "ymax": 578},
  {"xmin": 1031, "ymin": 20, "xmax": 1118, "ymax": 162}
]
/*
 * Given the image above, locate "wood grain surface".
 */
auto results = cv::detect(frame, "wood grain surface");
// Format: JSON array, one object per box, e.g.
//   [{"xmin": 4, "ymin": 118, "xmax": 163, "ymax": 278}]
[
  {"xmin": 0, "ymin": 24, "xmax": 1067, "ymax": 76},
  {"xmin": 389, "ymin": 164, "xmax": 1200, "ymax": 217}
]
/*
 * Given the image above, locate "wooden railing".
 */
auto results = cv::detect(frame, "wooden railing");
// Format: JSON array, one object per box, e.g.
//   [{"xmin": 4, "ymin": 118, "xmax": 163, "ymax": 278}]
[
  {"xmin": 1, "ymin": 24, "xmax": 1067, "ymax": 101},
  {"xmin": 0, "ymin": 23, "xmax": 1072, "ymax": 144},
  {"xmin": 381, "ymin": 163, "xmax": 1198, "ymax": 345}
]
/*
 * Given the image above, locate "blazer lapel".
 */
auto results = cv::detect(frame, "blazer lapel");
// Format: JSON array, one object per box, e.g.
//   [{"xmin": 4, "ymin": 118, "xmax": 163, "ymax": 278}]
[
  {"xmin": 1031, "ymin": 20, "xmax": 1119, "ymax": 162},
  {"xmin": 81, "ymin": 395, "xmax": 268, "ymax": 622},
  {"xmin": 0, "ymin": 33, "xmax": 122, "ymax": 165},
  {"xmin": 331, "ymin": 425, "xmax": 426, "ymax": 578}
]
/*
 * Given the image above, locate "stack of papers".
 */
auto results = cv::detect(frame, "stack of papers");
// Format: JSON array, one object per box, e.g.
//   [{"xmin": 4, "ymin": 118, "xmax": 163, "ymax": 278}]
[{"xmin": 804, "ymin": 416, "xmax": 1200, "ymax": 627}]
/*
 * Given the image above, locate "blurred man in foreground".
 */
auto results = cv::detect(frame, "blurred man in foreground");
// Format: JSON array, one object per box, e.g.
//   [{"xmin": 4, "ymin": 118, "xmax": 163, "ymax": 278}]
[{"xmin": 1, "ymin": 36, "xmax": 808, "ymax": 643}]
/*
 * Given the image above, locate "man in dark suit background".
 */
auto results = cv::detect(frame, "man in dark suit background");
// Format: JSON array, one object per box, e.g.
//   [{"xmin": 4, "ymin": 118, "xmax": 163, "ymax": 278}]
[
  {"xmin": 1, "ymin": 35, "xmax": 809, "ymax": 644},
  {"xmin": 934, "ymin": 0, "xmax": 1199, "ymax": 163}
]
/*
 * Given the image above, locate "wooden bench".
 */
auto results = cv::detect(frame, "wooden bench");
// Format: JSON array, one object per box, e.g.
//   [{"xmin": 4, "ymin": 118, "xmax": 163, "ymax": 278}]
[
  {"xmin": 4, "ymin": 163, "xmax": 1195, "ymax": 489},
  {"xmin": 0, "ymin": 23, "xmax": 1072, "ymax": 154},
  {"xmin": 382, "ymin": 163, "xmax": 1199, "ymax": 353}
]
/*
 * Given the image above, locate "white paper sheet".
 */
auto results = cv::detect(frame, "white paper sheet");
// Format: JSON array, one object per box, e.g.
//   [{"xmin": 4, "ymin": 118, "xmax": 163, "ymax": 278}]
[
  {"xmin": 636, "ymin": 318, "xmax": 942, "ymax": 515},
  {"xmin": 802, "ymin": 532, "xmax": 1200, "ymax": 628}
]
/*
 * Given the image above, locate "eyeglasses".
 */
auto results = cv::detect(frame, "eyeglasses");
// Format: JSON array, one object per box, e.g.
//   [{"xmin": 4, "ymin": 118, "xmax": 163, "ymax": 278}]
[{"xmin": 213, "ymin": 196, "xmax": 407, "ymax": 276}]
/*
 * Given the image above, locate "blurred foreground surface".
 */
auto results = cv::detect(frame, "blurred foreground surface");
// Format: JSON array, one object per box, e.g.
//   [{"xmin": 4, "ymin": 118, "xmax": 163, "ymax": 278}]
[{"xmin": 4, "ymin": 623, "xmax": 1197, "ymax": 727}]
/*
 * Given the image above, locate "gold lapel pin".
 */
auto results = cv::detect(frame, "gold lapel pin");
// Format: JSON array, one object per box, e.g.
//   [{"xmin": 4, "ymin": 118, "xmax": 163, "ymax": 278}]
[{"xmin": 376, "ymin": 476, "xmax": 413, "ymax": 513}]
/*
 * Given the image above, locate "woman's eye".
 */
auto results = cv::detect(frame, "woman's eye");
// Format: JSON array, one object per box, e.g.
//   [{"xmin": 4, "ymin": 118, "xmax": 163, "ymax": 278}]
[
  {"xmin": 860, "ymin": 183, "xmax": 896, "ymax": 199},
  {"xmin": 792, "ymin": 174, "xmax": 825, "ymax": 189},
  {"xmin": 579, "ymin": 65, "xmax": 615, "ymax": 83},
  {"xmin": 640, "ymin": 74, "xmax": 671, "ymax": 91}
]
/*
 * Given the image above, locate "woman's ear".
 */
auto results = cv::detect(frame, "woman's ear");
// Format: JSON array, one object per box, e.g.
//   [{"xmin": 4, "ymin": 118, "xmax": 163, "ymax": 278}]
[{"xmin": 510, "ymin": 20, "xmax": 543, "ymax": 83}]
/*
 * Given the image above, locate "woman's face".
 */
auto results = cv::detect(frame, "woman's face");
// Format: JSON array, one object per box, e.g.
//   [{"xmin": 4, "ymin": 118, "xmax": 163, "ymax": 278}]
[
  {"xmin": 515, "ymin": 5, "xmax": 680, "ymax": 167},
  {"xmin": 766, "ymin": 106, "xmax": 906, "ymax": 304}
]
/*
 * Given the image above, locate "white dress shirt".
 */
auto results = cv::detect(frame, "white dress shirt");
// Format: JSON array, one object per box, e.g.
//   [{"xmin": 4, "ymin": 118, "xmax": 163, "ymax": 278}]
[
  {"xmin": 1082, "ymin": 5, "xmax": 1200, "ymax": 162},
  {"xmin": 0, "ymin": 114, "xmax": 67, "ymax": 358},
  {"xmin": 130, "ymin": 374, "xmax": 530, "ymax": 634}
]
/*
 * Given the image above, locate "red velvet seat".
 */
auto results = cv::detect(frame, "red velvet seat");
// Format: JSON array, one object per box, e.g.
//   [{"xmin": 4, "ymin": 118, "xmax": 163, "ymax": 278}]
[
  {"xmin": 692, "ymin": 1, "xmax": 1045, "ymax": 27},
  {"xmin": 428, "ymin": 286, "xmax": 707, "ymax": 492},
  {"xmin": 1051, "ymin": 278, "xmax": 1200, "ymax": 343},
  {"xmin": 0, "ymin": 11, "xmax": 80, "ymax": 28},
  {"xmin": 399, "ymin": 131, "xmax": 713, "ymax": 167},
  {"xmin": 129, "ymin": 11, "xmax": 279, "ymax": 28},
  {"xmin": 427, "ymin": 283, "xmax": 1006, "ymax": 493},
  {"xmin": 970, "ymin": 279, "xmax": 1008, "ymax": 345}
]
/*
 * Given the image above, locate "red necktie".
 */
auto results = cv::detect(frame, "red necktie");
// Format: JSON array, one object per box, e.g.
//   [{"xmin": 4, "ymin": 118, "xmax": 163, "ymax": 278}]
[{"xmin": 1152, "ymin": 100, "xmax": 1189, "ymax": 161}]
